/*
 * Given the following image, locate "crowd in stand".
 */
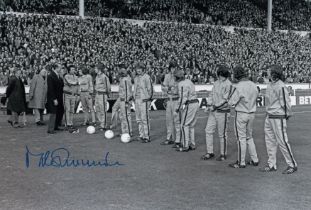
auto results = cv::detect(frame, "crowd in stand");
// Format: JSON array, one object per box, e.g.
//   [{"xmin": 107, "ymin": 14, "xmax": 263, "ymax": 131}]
[
  {"xmin": 0, "ymin": 12, "xmax": 311, "ymax": 86},
  {"xmin": 0, "ymin": 0, "xmax": 78, "ymax": 15},
  {"xmin": 1, "ymin": 0, "xmax": 311, "ymax": 31}
]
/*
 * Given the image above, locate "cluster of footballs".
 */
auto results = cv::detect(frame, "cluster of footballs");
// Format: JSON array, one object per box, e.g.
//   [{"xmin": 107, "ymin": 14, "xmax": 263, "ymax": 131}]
[{"xmin": 86, "ymin": 126, "xmax": 131, "ymax": 143}]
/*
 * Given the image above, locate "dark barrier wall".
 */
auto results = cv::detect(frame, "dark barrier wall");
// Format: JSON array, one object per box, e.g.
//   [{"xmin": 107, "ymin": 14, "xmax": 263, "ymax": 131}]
[{"xmin": 76, "ymin": 95, "xmax": 266, "ymax": 113}]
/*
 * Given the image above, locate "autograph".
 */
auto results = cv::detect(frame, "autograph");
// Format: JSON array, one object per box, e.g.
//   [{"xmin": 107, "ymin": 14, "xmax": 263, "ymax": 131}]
[{"xmin": 25, "ymin": 146, "xmax": 124, "ymax": 168}]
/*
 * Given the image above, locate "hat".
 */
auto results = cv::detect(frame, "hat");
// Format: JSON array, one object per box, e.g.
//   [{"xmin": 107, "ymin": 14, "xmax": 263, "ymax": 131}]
[{"xmin": 233, "ymin": 65, "xmax": 248, "ymax": 81}]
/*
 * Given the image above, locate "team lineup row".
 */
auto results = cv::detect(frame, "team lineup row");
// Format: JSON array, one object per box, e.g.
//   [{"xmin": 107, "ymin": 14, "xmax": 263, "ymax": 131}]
[
  {"xmin": 4, "ymin": 61, "xmax": 298, "ymax": 174},
  {"xmin": 159, "ymin": 62, "xmax": 297, "ymax": 174}
]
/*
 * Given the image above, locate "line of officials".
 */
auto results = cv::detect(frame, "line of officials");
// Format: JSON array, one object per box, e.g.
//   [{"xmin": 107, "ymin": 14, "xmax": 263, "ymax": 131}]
[{"xmin": 3, "ymin": 61, "xmax": 154, "ymax": 143}]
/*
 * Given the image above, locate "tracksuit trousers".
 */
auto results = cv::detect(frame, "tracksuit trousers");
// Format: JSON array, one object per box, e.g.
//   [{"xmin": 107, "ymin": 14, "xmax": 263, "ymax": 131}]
[
  {"xmin": 264, "ymin": 117, "xmax": 297, "ymax": 169},
  {"xmin": 180, "ymin": 102, "xmax": 199, "ymax": 148},
  {"xmin": 205, "ymin": 111, "xmax": 229, "ymax": 155},
  {"xmin": 64, "ymin": 94, "xmax": 77, "ymax": 126},
  {"xmin": 80, "ymin": 92, "xmax": 95, "ymax": 124},
  {"xmin": 95, "ymin": 93, "xmax": 108, "ymax": 129},
  {"xmin": 135, "ymin": 99, "xmax": 151, "ymax": 140},
  {"xmin": 111, "ymin": 98, "xmax": 120, "ymax": 129},
  {"xmin": 120, "ymin": 100, "xmax": 132, "ymax": 135},
  {"xmin": 166, "ymin": 99, "xmax": 181, "ymax": 143},
  {"xmin": 234, "ymin": 112, "xmax": 259, "ymax": 166}
]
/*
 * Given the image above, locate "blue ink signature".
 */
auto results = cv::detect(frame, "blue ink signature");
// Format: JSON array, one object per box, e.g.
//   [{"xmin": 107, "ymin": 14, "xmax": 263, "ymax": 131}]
[{"xmin": 25, "ymin": 146, "xmax": 124, "ymax": 168}]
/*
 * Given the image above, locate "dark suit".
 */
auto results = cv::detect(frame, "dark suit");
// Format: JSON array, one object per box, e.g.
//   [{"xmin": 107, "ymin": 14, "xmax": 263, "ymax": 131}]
[
  {"xmin": 46, "ymin": 70, "xmax": 64, "ymax": 132},
  {"xmin": 6, "ymin": 75, "xmax": 27, "ymax": 124},
  {"xmin": 6, "ymin": 76, "xmax": 27, "ymax": 114}
]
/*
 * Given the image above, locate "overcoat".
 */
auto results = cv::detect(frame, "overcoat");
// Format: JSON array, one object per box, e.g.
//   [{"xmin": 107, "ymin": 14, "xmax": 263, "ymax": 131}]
[
  {"xmin": 28, "ymin": 74, "xmax": 47, "ymax": 109},
  {"xmin": 6, "ymin": 76, "xmax": 27, "ymax": 113},
  {"xmin": 46, "ymin": 70, "xmax": 64, "ymax": 114}
]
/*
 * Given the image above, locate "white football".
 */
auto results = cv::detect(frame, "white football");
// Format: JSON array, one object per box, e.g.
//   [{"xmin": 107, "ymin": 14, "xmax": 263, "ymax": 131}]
[
  {"xmin": 86, "ymin": 126, "xmax": 96, "ymax": 134},
  {"xmin": 105, "ymin": 130, "xmax": 114, "ymax": 139},
  {"xmin": 121, "ymin": 133, "xmax": 131, "ymax": 143}
]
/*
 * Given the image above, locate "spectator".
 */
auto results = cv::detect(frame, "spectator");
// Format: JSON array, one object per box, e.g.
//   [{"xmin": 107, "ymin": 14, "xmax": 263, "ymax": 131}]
[
  {"xmin": 0, "ymin": 12, "xmax": 310, "ymax": 86},
  {"xmin": 0, "ymin": 71, "xmax": 9, "ymax": 86},
  {"xmin": 3, "ymin": 0, "xmax": 311, "ymax": 30}
]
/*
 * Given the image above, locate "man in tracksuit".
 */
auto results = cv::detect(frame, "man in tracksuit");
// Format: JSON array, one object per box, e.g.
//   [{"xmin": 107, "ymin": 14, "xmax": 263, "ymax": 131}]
[
  {"xmin": 63, "ymin": 65, "xmax": 79, "ymax": 128},
  {"xmin": 110, "ymin": 98, "xmax": 120, "ymax": 129},
  {"xmin": 201, "ymin": 65, "xmax": 232, "ymax": 161},
  {"xmin": 133, "ymin": 62, "xmax": 153, "ymax": 143},
  {"xmin": 78, "ymin": 66, "xmax": 95, "ymax": 126},
  {"xmin": 160, "ymin": 61, "xmax": 181, "ymax": 146},
  {"xmin": 228, "ymin": 65, "xmax": 259, "ymax": 168},
  {"xmin": 118, "ymin": 65, "xmax": 133, "ymax": 136},
  {"xmin": 260, "ymin": 65, "xmax": 297, "ymax": 174},
  {"xmin": 95, "ymin": 63, "xmax": 111, "ymax": 131},
  {"xmin": 174, "ymin": 70, "xmax": 199, "ymax": 152}
]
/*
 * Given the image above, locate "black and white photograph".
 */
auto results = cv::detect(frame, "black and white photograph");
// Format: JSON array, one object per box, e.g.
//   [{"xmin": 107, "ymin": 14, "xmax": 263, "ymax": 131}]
[{"xmin": 0, "ymin": 0, "xmax": 311, "ymax": 209}]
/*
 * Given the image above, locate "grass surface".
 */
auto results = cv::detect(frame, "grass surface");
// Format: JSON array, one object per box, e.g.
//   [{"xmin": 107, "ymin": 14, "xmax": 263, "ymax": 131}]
[{"xmin": 0, "ymin": 106, "xmax": 311, "ymax": 210}]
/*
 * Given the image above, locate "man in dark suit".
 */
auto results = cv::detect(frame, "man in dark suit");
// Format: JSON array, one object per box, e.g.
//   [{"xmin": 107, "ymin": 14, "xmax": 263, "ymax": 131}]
[
  {"xmin": 6, "ymin": 69, "xmax": 27, "ymax": 128},
  {"xmin": 55, "ymin": 66, "xmax": 65, "ymax": 129},
  {"xmin": 46, "ymin": 63, "xmax": 64, "ymax": 134}
]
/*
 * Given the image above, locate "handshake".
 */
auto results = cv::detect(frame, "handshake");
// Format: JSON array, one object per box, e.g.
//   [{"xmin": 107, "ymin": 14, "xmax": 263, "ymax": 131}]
[
  {"xmin": 204, "ymin": 105, "xmax": 216, "ymax": 113},
  {"xmin": 175, "ymin": 105, "xmax": 185, "ymax": 113}
]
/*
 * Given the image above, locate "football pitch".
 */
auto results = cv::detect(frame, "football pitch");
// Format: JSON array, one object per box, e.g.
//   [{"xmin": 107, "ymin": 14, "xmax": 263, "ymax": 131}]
[{"xmin": 0, "ymin": 106, "xmax": 311, "ymax": 210}]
